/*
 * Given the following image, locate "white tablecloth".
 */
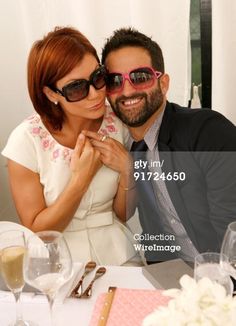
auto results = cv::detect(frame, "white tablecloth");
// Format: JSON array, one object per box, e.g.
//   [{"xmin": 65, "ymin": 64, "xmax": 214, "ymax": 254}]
[{"xmin": 0, "ymin": 266, "xmax": 155, "ymax": 326}]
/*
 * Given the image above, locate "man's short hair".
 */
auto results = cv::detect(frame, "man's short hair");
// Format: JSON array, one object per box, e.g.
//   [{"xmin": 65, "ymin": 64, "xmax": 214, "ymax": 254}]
[{"xmin": 102, "ymin": 27, "xmax": 165, "ymax": 73}]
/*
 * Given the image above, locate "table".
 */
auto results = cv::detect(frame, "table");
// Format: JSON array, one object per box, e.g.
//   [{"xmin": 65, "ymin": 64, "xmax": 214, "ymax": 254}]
[{"xmin": 0, "ymin": 266, "xmax": 155, "ymax": 326}]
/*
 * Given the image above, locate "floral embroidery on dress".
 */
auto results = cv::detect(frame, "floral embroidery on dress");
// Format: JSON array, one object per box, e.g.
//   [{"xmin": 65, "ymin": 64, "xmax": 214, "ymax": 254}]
[
  {"xmin": 63, "ymin": 148, "xmax": 71, "ymax": 161},
  {"xmin": 52, "ymin": 148, "xmax": 60, "ymax": 160},
  {"xmin": 98, "ymin": 108, "xmax": 118, "ymax": 136},
  {"xmin": 27, "ymin": 114, "xmax": 72, "ymax": 163},
  {"xmin": 27, "ymin": 114, "xmax": 41, "ymax": 123},
  {"xmin": 27, "ymin": 108, "xmax": 118, "ymax": 163},
  {"xmin": 42, "ymin": 139, "xmax": 50, "ymax": 149}
]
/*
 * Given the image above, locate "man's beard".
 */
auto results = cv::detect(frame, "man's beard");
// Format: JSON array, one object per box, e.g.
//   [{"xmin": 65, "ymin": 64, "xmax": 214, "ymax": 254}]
[{"xmin": 107, "ymin": 87, "xmax": 164, "ymax": 127}]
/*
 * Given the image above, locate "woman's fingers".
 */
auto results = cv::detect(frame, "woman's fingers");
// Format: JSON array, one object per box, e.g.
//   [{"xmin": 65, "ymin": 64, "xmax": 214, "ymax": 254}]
[
  {"xmin": 82, "ymin": 130, "xmax": 112, "ymax": 145},
  {"xmin": 82, "ymin": 131, "xmax": 130, "ymax": 172},
  {"xmin": 74, "ymin": 134, "xmax": 97, "ymax": 158},
  {"xmin": 74, "ymin": 133, "xmax": 86, "ymax": 156},
  {"xmin": 82, "ymin": 130, "xmax": 105, "ymax": 141},
  {"xmin": 70, "ymin": 134, "xmax": 102, "ymax": 175},
  {"xmin": 81, "ymin": 138, "xmax": 100, "ymax": 160}
]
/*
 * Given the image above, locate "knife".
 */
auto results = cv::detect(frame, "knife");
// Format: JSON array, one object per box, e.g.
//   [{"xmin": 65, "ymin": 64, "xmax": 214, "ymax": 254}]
[{"xmin": 98, "ymin": 287, "xmax": 116, "ymax": 326}]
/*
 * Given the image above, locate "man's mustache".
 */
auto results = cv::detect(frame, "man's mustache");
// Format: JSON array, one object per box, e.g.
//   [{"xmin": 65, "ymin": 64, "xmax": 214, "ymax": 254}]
[{"xmin": 115, "ymin": 92, "xmax": 147, "ymax": 105}]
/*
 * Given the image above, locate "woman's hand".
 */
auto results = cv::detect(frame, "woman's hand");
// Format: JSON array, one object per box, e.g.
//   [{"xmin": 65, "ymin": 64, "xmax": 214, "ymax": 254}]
[
  {"xmin": 70, "ymin": 133, "xmax": 102, "ymax": 191},
  {"xmin": 82, "ymin": 130, "xmax": 136, "ymax": 221},
  {"xmin": 82, "ymin": 130, "xmax": 132, "ymax": 176}
]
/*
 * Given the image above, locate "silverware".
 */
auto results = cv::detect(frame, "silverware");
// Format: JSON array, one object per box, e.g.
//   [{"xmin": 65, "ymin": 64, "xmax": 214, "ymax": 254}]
[
  {"xmin": 70, "ymin": 261, "xmax": 96, "ymax": 297},
  {"xmin": 79, "ymin": 267, "xmax": 106, "ymax": 298}
]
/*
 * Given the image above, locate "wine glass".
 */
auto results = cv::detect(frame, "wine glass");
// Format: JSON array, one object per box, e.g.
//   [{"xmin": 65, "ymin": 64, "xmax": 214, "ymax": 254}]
[
  {"xmin": 220, "ymin": 221, "xmax": 236, "ymax": 285},
  {"xmin": 0, "ymin": 230, "xmax": 36, "ymax": 326},
  {"xmin": 194, "ymin": 252, "xmax": 233, "ymax": 296},
  {"xmin": 24, "ymin": 231, "xmax": 73, "ymax": 325}
]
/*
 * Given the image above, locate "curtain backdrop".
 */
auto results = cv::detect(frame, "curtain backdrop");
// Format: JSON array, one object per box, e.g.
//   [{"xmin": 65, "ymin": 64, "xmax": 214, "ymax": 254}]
[
  {"xmin": 0, "ymin": 0, "xmax": 190, "ymax": 221},
  {"xmin": 212, "ymin": 0, "xmax": 236, "ymax": 124}
]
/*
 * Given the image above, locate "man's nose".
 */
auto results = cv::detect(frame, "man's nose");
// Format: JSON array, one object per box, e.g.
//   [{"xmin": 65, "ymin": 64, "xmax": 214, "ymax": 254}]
[{"xmin": 122, "ymin": 77, "xmax": 136, "ymax": 96}]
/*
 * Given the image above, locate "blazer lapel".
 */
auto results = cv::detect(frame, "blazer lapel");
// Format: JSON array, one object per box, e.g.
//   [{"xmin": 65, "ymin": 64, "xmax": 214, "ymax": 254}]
[{"xmin": 158, "ymin": 103, "xmax": 199, "ymax": 249}]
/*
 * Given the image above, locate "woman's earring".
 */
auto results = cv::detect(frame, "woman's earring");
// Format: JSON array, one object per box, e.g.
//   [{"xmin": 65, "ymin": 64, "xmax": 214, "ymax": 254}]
[{"xmin": 54, "ymin": 101, "xmax": 58, "ymax": 105}]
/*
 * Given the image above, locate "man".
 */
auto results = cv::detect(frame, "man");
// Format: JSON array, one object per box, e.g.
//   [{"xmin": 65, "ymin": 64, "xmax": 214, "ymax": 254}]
[{"xmin": 101, "ymin": 27, "xmax": 236, "ymax": 263}]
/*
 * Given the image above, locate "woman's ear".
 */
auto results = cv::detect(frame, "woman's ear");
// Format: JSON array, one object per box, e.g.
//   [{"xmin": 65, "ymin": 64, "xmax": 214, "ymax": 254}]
[
  {"xmin": 43, "ymin": 86, "xmax": 59, "ymax": 103},
  {"xmin": 160, "ymin": 73, "xmax": 170, "ymax": 96}
]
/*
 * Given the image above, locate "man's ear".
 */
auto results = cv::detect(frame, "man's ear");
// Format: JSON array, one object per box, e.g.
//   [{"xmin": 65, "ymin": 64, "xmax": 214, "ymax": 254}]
[
  {"xmin": 43, "ymin": 86, "xmax": 59, "ymax": 103},
  {"xmin": 160, "ymin": 73, "xmax": 170, "ymax": 96}
]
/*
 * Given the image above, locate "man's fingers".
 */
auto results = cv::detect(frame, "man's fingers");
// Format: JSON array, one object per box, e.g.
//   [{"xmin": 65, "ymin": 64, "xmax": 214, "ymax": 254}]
[{"xmin": 90, "ymin": 139, "xmax": 111, "ymax": 150}]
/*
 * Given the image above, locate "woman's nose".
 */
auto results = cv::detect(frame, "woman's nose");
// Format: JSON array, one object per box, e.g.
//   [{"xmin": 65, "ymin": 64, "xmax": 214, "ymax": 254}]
[{"xmin": 87, "ymin": 84, "xmax": 104, "ymax": 99}]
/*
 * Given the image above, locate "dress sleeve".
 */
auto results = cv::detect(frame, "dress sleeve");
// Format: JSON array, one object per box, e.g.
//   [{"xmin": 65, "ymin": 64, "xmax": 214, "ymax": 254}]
[{"xmin": 1, "ymin": 122, "xmax": 38, "ymax": 172}]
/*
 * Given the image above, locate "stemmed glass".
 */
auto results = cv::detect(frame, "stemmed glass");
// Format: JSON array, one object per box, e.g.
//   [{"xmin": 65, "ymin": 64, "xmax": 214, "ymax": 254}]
[
  {"xmin": 220, "ymin": 221, "xmax": 236, "ymax": 287},
  {"xmin": 24, "ymin": 231, "xmax": 73, "ymax": 326},
  {"xmin": 0, "ymin": 230, "xmax": 36, "ymax": 326}
]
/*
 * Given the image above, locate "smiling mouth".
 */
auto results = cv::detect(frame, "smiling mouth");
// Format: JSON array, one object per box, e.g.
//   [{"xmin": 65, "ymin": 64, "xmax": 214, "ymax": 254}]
[{"xmin": 120, "ymin": 96, "xmax": 143, "ymax": 107}]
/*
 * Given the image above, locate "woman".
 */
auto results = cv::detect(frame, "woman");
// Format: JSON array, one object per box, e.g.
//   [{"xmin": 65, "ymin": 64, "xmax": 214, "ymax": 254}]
[{"xmin": 2, "ymin": 27, "xmax": 139, "ymax": 265}]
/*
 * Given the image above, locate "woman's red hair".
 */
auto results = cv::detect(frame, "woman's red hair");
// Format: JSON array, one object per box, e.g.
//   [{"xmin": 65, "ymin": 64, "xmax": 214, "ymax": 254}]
[{"xmin": 27, "ymin": 26, "xmax": 99, "ymax": 130}]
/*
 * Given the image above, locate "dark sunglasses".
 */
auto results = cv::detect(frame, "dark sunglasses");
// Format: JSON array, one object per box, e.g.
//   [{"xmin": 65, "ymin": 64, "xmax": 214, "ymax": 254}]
[
  {"xmin": 50, "ymin": 65, "xmax": 106, "ymax": 102},
  {"xmin": 106, "ymin": 66, "xmax": 162, "ymax": 94}
]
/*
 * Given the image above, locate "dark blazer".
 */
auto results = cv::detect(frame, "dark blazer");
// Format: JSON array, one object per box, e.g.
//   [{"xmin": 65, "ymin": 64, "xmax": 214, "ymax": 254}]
[{"xmin": 137, "ymin": 101, "xmax": 236, "ymax": 261}]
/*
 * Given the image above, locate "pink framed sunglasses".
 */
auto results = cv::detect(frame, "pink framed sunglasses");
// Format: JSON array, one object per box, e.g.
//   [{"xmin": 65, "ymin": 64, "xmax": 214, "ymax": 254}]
[{"xmin": 106, "ymin": 66, "xmax": 162, "ymax": 94}]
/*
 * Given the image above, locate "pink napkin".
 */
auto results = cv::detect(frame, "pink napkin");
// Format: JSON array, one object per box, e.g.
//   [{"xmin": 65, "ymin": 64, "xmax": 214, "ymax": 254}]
[{"xmin": 89, "ymin": 288, "xmax": 170, "ymax": 326}]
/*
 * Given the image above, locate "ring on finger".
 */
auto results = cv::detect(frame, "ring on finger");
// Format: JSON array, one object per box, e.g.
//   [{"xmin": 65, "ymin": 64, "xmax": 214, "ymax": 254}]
[{"xmin": 101, "ymin": 135, "xmax": 108, "ymax": 142}]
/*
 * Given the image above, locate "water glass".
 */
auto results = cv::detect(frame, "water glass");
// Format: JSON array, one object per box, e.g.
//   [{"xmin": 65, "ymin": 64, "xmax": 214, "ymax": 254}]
[
  {"xmin": 194, "ymin": 252, "xmax": 233, "ymax": 296},
  {"xmin": 24, "ymin": 231, "xmax": 73, "ymax": 325},
  {"xmin": 220, "ymin": 221, "xmax": 236, "ymax": 280}
]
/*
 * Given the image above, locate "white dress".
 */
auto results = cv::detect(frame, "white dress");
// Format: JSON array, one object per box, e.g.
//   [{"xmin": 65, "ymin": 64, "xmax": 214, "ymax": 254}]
[{"xmin": 2, "ymin": 106, "xmax": 137, "ymax": 265}]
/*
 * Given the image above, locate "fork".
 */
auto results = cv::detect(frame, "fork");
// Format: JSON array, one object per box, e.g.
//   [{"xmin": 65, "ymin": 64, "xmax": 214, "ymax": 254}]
[{"xmin": 79, "ymin": 267, "xmax": 106, "ymax": 298}]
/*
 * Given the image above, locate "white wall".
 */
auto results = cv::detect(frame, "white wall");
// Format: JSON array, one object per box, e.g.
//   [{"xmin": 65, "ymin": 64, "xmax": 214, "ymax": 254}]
[
  {"xmin": 0, "ymin": 2, "xmax": 33, "ymax": 222},
  {"xmin": 212, "ymin": 0, "xmax": 236, "ymax": 124},
  {"xmin": 0, "ymin": 0, "xmax": 191, "ymax": 222}
]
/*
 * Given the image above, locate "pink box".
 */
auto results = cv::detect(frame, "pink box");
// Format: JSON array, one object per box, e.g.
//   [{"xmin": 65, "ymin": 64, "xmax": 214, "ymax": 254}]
[{"xmin": 89, "ymin": 287, "xmax": 170, "ymax": 326}]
